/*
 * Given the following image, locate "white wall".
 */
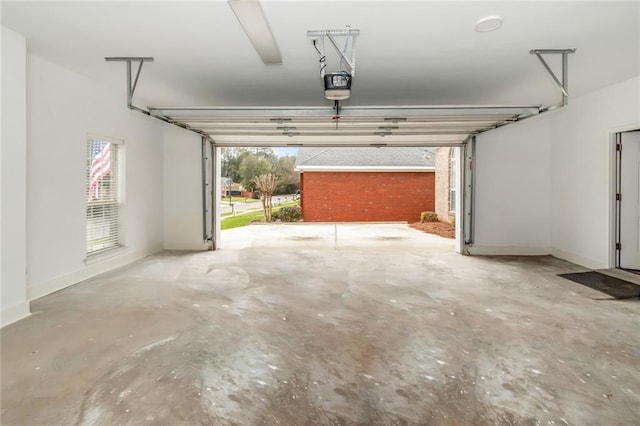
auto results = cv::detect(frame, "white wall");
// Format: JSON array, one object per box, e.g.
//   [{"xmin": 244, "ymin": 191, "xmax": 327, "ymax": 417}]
[
  {"xmin": 471, "ymin": 111, "xmax": 554, "ymax": 255},
  {"xmin": 163, "ymin": 124, "xmax": 211, "ymax": 250},
  {"xmin": 1, "ymin": 27, "xmax": 30, "ymax": 326},
  {"xmin": 549, "ymin": 76, "xmax": 640, "ymax": 268},
  {"xmin": 471, "ymin": 75, "xmax": 640, "ymax": 268},
  {"xmin": 25, "ymin": 54, "xmax": 165, "ymax": 300}
]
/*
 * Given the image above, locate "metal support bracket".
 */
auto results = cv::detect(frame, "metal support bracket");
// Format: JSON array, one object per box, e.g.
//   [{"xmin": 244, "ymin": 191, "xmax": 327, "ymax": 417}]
[
  {"xmin": 308, "ymin": 27, "xmax": 359, "ymax": 77},
  {"xmin": 105, "ymin": 56, "xmax": 216, "ymax": 143},
  {"xmin": 530, "ymin": 49, "xmax": 576, "ymax": 107},
  {"xmin": 105, "ymin": 57, "xmax": 154, "ymax": 110}
]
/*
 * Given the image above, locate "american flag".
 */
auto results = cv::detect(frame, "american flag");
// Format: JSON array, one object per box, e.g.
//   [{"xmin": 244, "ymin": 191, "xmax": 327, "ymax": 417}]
[{"xmin": 89, "ymin": 140, "xmax": 111, "ymax": 200}]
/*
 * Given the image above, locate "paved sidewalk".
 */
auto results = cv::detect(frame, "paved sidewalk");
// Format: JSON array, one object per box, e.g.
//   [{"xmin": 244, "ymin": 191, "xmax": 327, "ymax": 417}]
[{"xmin": 221, "ymin": 195, "xmax": 295, "ymax": 215}]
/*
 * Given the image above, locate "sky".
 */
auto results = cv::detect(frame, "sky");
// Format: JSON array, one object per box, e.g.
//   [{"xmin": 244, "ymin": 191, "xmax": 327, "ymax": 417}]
[{"xmin": 272, "ymin": 147, "xmax": 299, "ymax": 157}]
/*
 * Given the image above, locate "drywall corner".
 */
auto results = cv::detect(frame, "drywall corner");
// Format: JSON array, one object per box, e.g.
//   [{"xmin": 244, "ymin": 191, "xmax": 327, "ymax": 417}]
[
  {"xmin": 1, "ymin": 26, "xmax": 29, "ymax": 323},
  {"xmin": 550, "ymin": 248, "xmax": 608, "ymax": 270}
]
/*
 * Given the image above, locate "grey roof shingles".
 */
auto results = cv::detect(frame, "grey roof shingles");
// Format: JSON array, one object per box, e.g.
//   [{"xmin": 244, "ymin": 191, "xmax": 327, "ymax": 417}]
[{"xmin": 294, "ymin": 147, "xmax": 435, "ymax": 168}]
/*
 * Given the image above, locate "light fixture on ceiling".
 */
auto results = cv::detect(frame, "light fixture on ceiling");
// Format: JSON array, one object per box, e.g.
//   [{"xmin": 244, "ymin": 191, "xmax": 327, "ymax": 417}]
[
  {"xmin": 228, "ymin": 0, "xmax": 282, "ymax": 64},
  {"xmin": 475, "ymin": 15, "xmax": 503, "ymax": 32}
]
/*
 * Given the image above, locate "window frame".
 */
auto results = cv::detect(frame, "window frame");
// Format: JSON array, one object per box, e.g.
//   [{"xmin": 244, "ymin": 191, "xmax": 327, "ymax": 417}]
[{"xmin": 85, "ymin": 134, "xmax": 125, "ymax": 259}]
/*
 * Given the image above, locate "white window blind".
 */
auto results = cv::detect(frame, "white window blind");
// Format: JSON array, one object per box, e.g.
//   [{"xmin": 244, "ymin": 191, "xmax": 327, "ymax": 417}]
[{"xmin": 86, "ymin": 137, "xmax": 123, "ymax": 256}]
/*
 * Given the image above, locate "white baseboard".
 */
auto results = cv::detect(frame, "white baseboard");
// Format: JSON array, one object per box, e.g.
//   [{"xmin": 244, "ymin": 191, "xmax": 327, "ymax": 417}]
[
  {"xmin": 467, "ymin": 246, "xmax": 551, "ymax": 256},
  {"xmin": 1, "ymin": 301, "xmax": 31, "ymax": 328},
  {"xmin": 163, "ymin": 241, "xmax": 211, "ymax": 250},
  {"xmin": 466, "ymin": 245, "xmax": 609, "ymax": 269},
  {"xmin": 27, "ymin": 245, "xmax": 163, "ymax": 301},
  {"xmin": 549, "ymin": 248, "xmax": 608, "ymax": 270}
]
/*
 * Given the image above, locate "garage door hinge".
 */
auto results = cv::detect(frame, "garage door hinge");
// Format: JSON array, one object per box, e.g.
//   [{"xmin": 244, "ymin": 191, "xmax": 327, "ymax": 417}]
[{"xmin": 616, "ymin": 193, "xmax": 621, "ymax": 201}]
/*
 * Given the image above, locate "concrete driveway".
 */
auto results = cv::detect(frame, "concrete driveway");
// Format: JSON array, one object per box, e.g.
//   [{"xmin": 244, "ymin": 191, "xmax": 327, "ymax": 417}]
[{"xmin": 221, "ymin": 222, "xmax": 455, "ymax": 252}]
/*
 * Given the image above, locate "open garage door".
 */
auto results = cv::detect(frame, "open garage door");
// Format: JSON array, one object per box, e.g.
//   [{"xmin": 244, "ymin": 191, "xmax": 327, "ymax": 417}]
[
  {"xmin": 149, "ymin": 105, "xmax": 538, "ymax": 148},
  {"xmin": 179, "ymin": 106, "xmax": 511, "ymax": 253},
  {"xmin": 105, "ymin": 48, "xmax": 576, "ymax": 255},
  {"xmin": 102, "ymin": 57, "xmax": 580, "ymax": 255},
  {"xmin": 213, "ymin": 143, "xmax": 460, "ymax": 254},
  {"xmin": 205, "ymin": 143, "xmax": 470, "ymax": 253}
]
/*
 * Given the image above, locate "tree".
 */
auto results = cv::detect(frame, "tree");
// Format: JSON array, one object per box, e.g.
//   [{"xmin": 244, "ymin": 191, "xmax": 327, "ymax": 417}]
[
  {"xmin": 222, "ymin": 148, "xmax": 300, "ymax": 196},
  {"xmin": 273, "ymin": 156, "xmax": 300, "ymax": 195},
  {"xmin": 254, "ymin": 147, "xmax": 276, "ymax": 160},
  {"xmin": 238, "ymin": 154, "xmax": 272, "ymax": 190},
  {"xmin": 221, "ymin": 147, "xmax": 248, "ymax": 183},
  {"xmin": 255, "ymin": 173, "xmax": 278, "ymax": 222}
]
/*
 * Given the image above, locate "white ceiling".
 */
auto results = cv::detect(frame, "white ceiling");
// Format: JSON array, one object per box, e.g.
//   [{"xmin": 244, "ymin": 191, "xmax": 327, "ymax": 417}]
[{"xmin": 2, "ymin": 1, "xmax": 639, "ymax": 110}]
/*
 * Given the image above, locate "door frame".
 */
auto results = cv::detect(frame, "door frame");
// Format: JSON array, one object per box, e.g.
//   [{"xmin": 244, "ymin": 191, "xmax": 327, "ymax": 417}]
[
  {"xmin": 208, "ymin": 143, "xmax": 470, "ymax": 251},
  {"xmin": 609, "ymin": 124, "xmax": 640, "ymax": 268}
]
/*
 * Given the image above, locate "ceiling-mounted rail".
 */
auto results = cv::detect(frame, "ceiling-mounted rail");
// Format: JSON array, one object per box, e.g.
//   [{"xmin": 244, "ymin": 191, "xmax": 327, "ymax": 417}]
[
  {"xmin": 105, "ymin": 48, "xmax": 576, "ymax": 143},
  {"xmin": 104, "ymin": 56, "xmax": 214, "ymax": 142}
]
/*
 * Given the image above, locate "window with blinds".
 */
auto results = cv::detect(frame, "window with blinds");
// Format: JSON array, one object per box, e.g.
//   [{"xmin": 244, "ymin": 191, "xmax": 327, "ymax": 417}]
[{"xmin": 86, "ymin": 136, "xmax": 123, "ymax": 256}]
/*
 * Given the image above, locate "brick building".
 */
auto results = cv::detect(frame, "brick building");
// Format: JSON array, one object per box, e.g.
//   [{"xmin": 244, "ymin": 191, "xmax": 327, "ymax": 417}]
[
  {"xmin": 294, "ymin": 147, "xmax": 435, "ymax": 222},
  {"xmin": 434, "ymin": 147, "xmax": 457, "ymax": 224}
]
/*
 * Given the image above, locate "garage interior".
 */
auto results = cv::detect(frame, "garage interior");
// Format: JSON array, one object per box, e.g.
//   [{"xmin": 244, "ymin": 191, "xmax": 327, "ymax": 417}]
[{"xmin": 1, "ymin": 1, "xmax": 639, "ymax": 425}]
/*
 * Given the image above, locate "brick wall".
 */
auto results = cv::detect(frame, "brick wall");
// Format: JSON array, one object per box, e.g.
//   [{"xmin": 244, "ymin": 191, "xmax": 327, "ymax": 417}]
[
  {"xmin": 435, "ymin": 147, "xmax": 453, "ymax": 223},
  {"xmin": 300, "ymin": 171, "xmax": 435, "ymax": 222}
]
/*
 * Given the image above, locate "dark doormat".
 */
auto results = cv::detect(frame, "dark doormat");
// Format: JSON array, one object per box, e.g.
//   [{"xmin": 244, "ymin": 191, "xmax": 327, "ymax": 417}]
[
  {"xmin": 558, "ymin": 271, "xmax": 640, "ymax": 299},
  {"xmin": 622, "ymin": 269, "xmax": 640, "ymax": 276}
]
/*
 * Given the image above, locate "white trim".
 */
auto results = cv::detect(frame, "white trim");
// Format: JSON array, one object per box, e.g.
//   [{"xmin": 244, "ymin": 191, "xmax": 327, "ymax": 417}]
[
  {"xmin": 27, "ymin": 244, "xmax": 162, "ymax": 301},
  {"xmin": 609, "ymin": 131, "xmax": 619, "ymax": 269},
  {"xmin": 608, "ymin": 122, "xmax": 640, "ymax": 134},
  {"xmin": 608, "ymin": 125, "xmax": 640, "ymax": 269},
  {"xmin": 467, "ymin": 246, "xmax": 550, "ymax": 256},
  {"xmin": 87, "ymin": 133, "xmax": 124, "ymax": 145},
  {"xmin": 296, "ymin": 166, "xmax": 435, "ymax": 172},
  {"xmin": 84, "ymin": 245, "xmax": 128, "ymax": 265},
  {"xmin": 1, "ymin": 301, "xmax": 31, "ymax": 328},
  {"xmin": 550, "ymin": 247, "xmax": 608, "ymax": 270},
  {"xmin": 163, "ymin": 241, "xmax": 211, "ymax": 250}
]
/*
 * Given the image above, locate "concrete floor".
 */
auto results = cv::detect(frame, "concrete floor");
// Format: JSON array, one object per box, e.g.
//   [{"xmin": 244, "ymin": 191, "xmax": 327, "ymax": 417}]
[{"xmin": 2, "ymin": 224, "xmax": 639, "ymax": 425}]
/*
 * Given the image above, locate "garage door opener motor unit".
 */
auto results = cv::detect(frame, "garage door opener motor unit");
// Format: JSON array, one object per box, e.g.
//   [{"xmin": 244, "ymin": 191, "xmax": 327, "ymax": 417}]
[{"xmin": 308, "ymin": 27, "xmax": 359, "ymax": 102}]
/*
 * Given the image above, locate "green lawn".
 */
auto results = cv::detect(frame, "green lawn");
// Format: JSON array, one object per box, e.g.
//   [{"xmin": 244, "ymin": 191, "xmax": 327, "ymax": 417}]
[{"xmin": 221, "ymin": 201, "xmax": 299, "ymax": 230}]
